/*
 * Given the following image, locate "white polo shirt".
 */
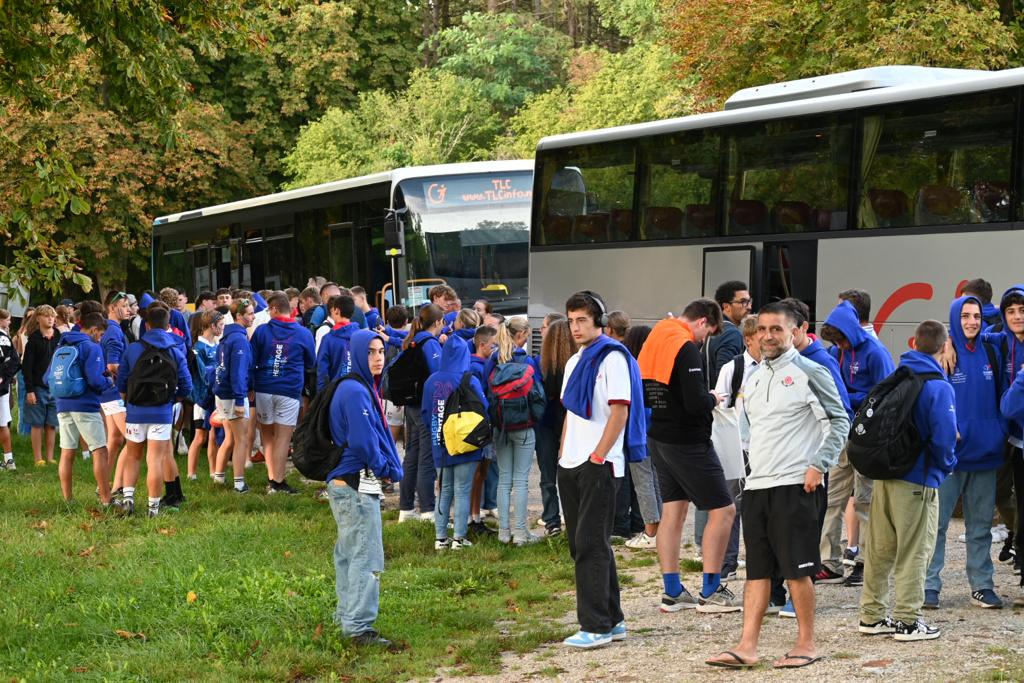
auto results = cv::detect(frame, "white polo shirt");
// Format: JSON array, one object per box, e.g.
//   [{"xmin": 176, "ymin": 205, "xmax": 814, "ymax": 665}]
[{"xmin": 559, "ymin": 349, "xmax": 631, "ymax": 478}]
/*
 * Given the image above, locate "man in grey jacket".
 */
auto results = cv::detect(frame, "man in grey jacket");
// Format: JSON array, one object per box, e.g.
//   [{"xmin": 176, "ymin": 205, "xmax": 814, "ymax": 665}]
[{"xmin": 706, "ymin": 301, "xmax": 849, "ymax": 670}]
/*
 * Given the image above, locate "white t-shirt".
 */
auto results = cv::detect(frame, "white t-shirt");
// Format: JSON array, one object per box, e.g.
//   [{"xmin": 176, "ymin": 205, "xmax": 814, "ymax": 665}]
[
  {"xmin": 314, "ymin": 316, "xmax": 334, "ymax": 354},
  {"xmin": 559, "ymin": 349, "xmax": 631, "ymax": 477}
]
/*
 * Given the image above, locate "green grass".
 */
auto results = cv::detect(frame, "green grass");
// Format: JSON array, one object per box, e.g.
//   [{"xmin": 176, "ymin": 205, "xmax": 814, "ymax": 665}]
[{"xmin": 0, "ymin": 424, "xmax": 576, "ymax": 682}]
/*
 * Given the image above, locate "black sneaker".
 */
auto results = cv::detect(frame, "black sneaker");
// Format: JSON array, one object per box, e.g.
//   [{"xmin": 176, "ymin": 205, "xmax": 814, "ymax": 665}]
[
  {"xmin": 894, "ymin": 619, "xmax": 940, "ymax": 641},
  {"xmin": 813, "ymin": 566, "xmax": 845, "ymax": 584},
  {"xmin": 859, "ymin": 616, "xmax": 898, "ymax": 635},
  {"xmin": 999, "ymin": 537, "xmax": 1016, "ymax": 564},
  {"xmin": 468, "ymin": 520, "xmax": 496, "ymax": 537},
  {"xmin": 351, "ymin": 629, "xmax": 395, "ymax": 649},
  {"xmin": 276, "ymin": 481, "xmax": 299, "ymax": 495},
  {"xmin": 843, "ymin": 563, "xmax": 864, "ymax": 587},
  {"xmin": 971, "ymin": 589, "xmax": 1004, "ymax": 609},
  {"xmin": 545, "ymin": 525, "xmax": 563, "ymax": 537},
  {"xmin": 843, "ymin": 547, "xmax": 859, "ymax": 566}
]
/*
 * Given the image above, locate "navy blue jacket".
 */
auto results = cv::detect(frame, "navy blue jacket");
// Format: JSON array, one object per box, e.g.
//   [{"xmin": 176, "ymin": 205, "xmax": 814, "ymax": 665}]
[
  {"xmin": 99, "ymin": 318, "xmax": 127, "ymax": 403},
  {"xmin": 214, "ymin": 324, "xmax": 252, "ymax": 405},
  {"xmin": 421, "ymin": 336, "xmax": 488, "ymax": 469},
  {"xmin": 251, "ymin": 318, "xmax": 315, "ymax": 399},
  {"xmin": 982, "ymin": 284, "xmax": 1024, "ymax": 446}
]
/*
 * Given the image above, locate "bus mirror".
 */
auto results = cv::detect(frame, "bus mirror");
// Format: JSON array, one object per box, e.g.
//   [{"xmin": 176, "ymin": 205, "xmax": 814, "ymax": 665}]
[{"xmin": 383, "ymin": 210, "xmax": 405, "ymax": 250}]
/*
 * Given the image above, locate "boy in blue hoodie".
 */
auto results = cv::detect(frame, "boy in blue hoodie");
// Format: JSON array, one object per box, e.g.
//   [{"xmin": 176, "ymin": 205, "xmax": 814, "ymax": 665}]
[
  {"xmin": 924, "ymin": 296, "xmax": 1006, "ymax": 610},
  {"xmin": 858, "ymin": 320, "xmax": 957, "ymax": 642},
  {"xmin": 51, "ymin": 313, "xmax": 116, "ymax": 504},
  {"xmin": 422, "ymin": 335, "xmax": 488, "ymax": 550},
  {"xmin": 818, "ymin": 299, "xmax": 895, "ymax": 585},
  {"xmin": 213, "ymin": 298, "xmax": 256, "ymax": 492},
  {"xmin": 316, "ymin": 295, "xmax": 360, "ymax": 392},
  {"xmin": 102, "ymin": 291, "xmax": 131, "ymax": 499},
  {"xmin": 325, "ymin": 330, "xmax": 403, "ymax": 648},
  {"xmin": 116, "ymin": 304, "xmax": 193, "ymax": 517},
  {"xmin": 251, "ymin": 292, "xmax": 315, "ymax": 494},
  {"xmin": 468, "ymin": 325, "xmax": 499, "ymax": 531}
]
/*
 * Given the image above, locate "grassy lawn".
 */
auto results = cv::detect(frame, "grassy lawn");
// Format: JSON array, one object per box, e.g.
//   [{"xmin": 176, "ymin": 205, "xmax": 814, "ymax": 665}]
[{"xmin": 0, "ymin": 424, "xmax": 576, "ymax": 682}]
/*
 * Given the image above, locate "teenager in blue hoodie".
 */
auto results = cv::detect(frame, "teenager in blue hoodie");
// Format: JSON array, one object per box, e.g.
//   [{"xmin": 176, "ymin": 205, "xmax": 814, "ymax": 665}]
[
  {"xmin": 251, "ymin": 292, "xmax": 315, "ymax": 494},
  {"xmin": 421, "ymin": 335, "xmax": 488, "ymax": 550},
  {"xmin": 397, "ymin": 304, "xmax": 444, "ymax": 522},
  {"xmin": 316, "ymin": 295, "xmax": 360, "ymax": 392},
  {"xmin": 213, "ymin": 298, "xmax": 256, "ymax": 492},
  {"xmin": 450, "ymin": 308, "xmax": 479, "ymax": 347},
  {"xmin": 923, "ymin": 296, "xmax": 1007, "ymax": 610},
  {"xmin": 101, "ymin": 291, "xmax": 132, "ymax": 500},
  {"xmin": 116, "ymin": 304, "xmax": 193, "ymax": 517},
  {"xmin": 859, "ymin": 320, "xmax": 957, "ymax": 642},
  {"xmin": 325, "ymin": 330, "xmax": 403, "ymax": 648},
  {"xmin": 818, "ymin": 299, "xmax": 895, "ymax": 585},
  {"xmin": 50, "ymin": 313, "xmax": 115, "ymax": 504}
]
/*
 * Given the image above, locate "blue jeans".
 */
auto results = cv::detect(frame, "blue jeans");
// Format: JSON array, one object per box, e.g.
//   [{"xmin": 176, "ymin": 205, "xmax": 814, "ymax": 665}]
[
  {"xmin": 484, "ymin": 450, "xmax": 498, "ymax": 510},
  {"xmin": 535, "ymin": 423, "xmax": 562, "ymax": 529},
  {"xmin": 926, "ymin": 468, "xmax": 998, "ymax": 594},
  {"xmin": 327, "ymin": 481, "xmax": 384, "ymax": 636},
  {"xmin": 495, "ymin": 428, "xmax": 535, "ymax": 537},
  {"xmin": 435, "ymin": 461, "xmax": 476, "ymax": 540}
]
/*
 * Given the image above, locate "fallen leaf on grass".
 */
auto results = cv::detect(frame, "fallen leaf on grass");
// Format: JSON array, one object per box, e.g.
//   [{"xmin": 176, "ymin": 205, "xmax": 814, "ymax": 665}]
[
  {"xmin": 284, "ymin": 551, "xmax": 292, "ymax": 559},
  {"xmin": 30, "ymin": 520, "xmax": 49, "ymax": 531},
  {"xmin": 507, "ymin": 579, "xmax": 519, "ymax": 590},
  {"xmin": 157, "ymin": 527, "xmax": 177, "ymax": 536},
  {"xmin": 78, "ymin": 523, "xmax": 93, "ymax": 533},
  {"xmin": 506, "ymin": 599, "xmax": 521, "ymax": 614},
  {"xmin": 78, "ymin": 546, "xmax": 95, "ymax": 557},
  {"xmin": 88, "ymin": 509, "xmax": 104, "ymax": 520},
  {"xmin": 70, "ymin": 667, "xmax": 89, "ymax": 673},
  {"xmin": 186, "ymin": 591, "xmax": 198, "ymax": 604},
  {"xmin": 313, "ymin": 623, "xmax": 323, "ymax": 641},
  {"xmin": 114, "ymin": 629, "xmax": 146, "ymax": 641},
  {"xmin": 862, "ymin": 659, "xmax": 893, "ymax": 669}
]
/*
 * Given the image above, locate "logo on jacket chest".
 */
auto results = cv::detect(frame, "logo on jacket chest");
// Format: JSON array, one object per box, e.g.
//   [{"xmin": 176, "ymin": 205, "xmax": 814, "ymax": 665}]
[
  {"xmin": 781, "ymin": 376, "xmax": 795, "ymax": 387},
  {"xmin": 850, "ymin": 361, "xmax": 860, "ymax": 376}
]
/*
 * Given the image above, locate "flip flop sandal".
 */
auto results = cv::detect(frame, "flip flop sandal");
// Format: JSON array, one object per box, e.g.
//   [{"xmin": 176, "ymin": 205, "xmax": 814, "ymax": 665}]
[
  {"xmin": 773, "ymin": 654, "xmax": 822, "ymax": 669},
  {"xmin": 706, "ymin": 650, "xmax": 756, "ymax": 668}
]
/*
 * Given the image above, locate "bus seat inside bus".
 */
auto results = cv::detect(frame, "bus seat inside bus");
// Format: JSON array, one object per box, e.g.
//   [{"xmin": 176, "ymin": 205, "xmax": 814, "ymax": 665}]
[
  {"xmin": 973, "ymin": 180, "xmax": 1010, "ymax": 222},
  {"xmin": 771, "ymin": 201, "xmax": 812, "ymax": 233},
  {"xmin": 609, "ymin": 209, "xmax": 634, "ymax": 238},
  {"xmin": 729, "ymin": 200, "xmax": 769, "ymax": 235},
  {"xmin": 575, "ymin": 213, "xmax": 609, "ymax": 242},
  {"xmin": 646, "ymin": 206, "xmax": 683, "ymax": 239},
  {"xmin": 867, "ymin": 189, "xmax": 910, "ymax": 227},
  {"xmin": 915, "ymin": 184, "xmax": 965, "ymax": 226},
  {"xmin": 685, "ymin": 204, "xmax": 717, "ymax": 237},
  {"xmin": 543, "ymin": 215, "xmax": 573, "ymax": 243}
]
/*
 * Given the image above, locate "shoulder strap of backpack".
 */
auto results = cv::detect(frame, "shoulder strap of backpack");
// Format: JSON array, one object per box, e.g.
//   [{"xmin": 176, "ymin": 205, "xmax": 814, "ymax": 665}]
[
  {"xmin": 729, "ymin": 354, "xmax": 744, "ymax": 408},
  {"xmin": 982, "ymin": 340, "xmax": 1000, "ymax": 408},
  {"xmin": 917, "ymin": 372, "xmax": 945, "ymax": 382}
]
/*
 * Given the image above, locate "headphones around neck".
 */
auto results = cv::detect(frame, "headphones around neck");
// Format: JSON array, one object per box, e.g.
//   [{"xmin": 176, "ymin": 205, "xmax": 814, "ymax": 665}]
[{"xmin": 582, "ymin": 290, "xmax": 609, "ymax": 328}]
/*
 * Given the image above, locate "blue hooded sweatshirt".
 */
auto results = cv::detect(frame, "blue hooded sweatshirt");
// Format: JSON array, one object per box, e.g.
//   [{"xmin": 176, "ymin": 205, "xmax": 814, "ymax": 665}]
[
  {"xmin": 1001, "ymin": 367, "xmax": 1024, "ymax": 426},
  {"xmin": 384, "ymin": 326, "xmax": 408, "ymax": 351},
  {"xmin": 982, "ymin": 284, "xmax": 1024, "ymax": 447},
  {"xmin": 250, "ymin": 317, "xmax": 315, "ymax": 399},
  {"xmin": 562, "ymin": 334, "xmax": 648, "ymax": 463},
  {"xmin": 116, "ymin": 329, "xmax": 192, "ymax": 424},
  {"xmin": 47, "ymin": 331, "xmax": 115, "ymax": 413},
  {"xmin": 982, "ymin": 302, "xmax": 1002, "ymax": 332},
  {"xmin": 100, "ymin": 316, "xmax": 127, "ymax": 403},
  {"xmin": 365, "ymin": 307, "xmax": 381, "ymax": 330},
  {"xmin": 453, "ymin": 327, "xmax": 476, "ymax": 346},
  {"xmin": 824, "ymin": 300, "xmax": 895, "ymax": 411},
  {"xmin": 327, "ymin": 330, "xmax": 403, "ymax": 483},
  {"xmin": 411, "ymin": 330, "xmax": 443, "ymax": 375},
  {"xmin": 421, "ymin": 335, "xmax": 488, "ymax": 470},
  {"xmin": 801, "ymin": 335, "xmax": 853, "ymax": 420},
  {"xmin": 214, "ymin": 323, "xmax": 252, "ymax": 405},
  {"xmin": 948, "ymin": 296, "xmax": 1007, "ymax": 471},
  {"xmin": 896, "ymin": 350, "xmax": 958, "ymax": 487},
  {"xmin": 137, "ymin": 292, "xmax": 191, "ymax": 351},
  {"xmin": 316, "ymin": 321, "xmax": 360, "ymax": 392},
  {"xmin": 469, "ymin": 353, "xmax": 488, "ymax": 387}
]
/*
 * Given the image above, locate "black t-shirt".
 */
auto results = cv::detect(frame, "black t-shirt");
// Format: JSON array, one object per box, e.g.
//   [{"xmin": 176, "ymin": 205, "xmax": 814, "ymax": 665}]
[{"xmin": 645, "ymin": 342, "xmax": 715, "ymax": 445}]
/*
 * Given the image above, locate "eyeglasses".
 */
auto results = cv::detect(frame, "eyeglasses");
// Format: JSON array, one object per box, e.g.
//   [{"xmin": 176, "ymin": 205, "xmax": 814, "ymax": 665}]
[{"xmin": 730, "ymin": 298, "xmax": 752, "ymax": 307}]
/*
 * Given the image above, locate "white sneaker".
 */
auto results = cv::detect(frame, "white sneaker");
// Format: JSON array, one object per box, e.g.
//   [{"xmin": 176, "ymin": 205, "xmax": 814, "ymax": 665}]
[
  {"xmin": 737, "ymin": 560, "xmax": 746, "ymax": 570},
  {"xmin": 625, "ymin": 532, "xmax": 657, "ymax": 550},
  {"xmin": 397, "ymin": 510, "xmax": 418, "ymax": 523},
  {"xmin": 483, "ymin": 508, "xmax": 498, "ymax": 519},
  {"xmin": 3, "ymin": 458, "xmax": 14, "ymax": 471},
  {"xmin": 536, "ymin": 518, "xmax": 548, "ymax": 528},
  {"xmin": 992, "ymin": 526, "xmax": 1009, "ymax": 543},
  {"xmin": 451, "ymin": 538, "xmax": 473, "ymax": 550},
  {"xmin": 420, "ymin": 511, "xmax": 435, "ymax": 522}
]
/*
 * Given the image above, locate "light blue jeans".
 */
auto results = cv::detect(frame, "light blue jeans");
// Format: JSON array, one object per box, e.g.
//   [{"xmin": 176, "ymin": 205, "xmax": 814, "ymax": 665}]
[
  {"xmin": 327, "ymin": 481, "xmax": 384, "ymax": 636},
  {"xmin": 495, "ymin": 428, "xmax": 535, "ymax": 538},
  {"xmin": 925, "ymin": 468, "xmax": 998, "ymax": 594},
  {"xmin": 435, "ymin": 461, "xmax": 476, "ymax": 540}
]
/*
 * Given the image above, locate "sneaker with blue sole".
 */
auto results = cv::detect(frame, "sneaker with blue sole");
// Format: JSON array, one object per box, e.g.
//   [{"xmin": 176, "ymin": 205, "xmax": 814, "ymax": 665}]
[
  {"xmin": 779, "ymin": 600, "xmax": 796, "ymax": 618},
  {"xmin": 610, "ymin": 621, "xmax": 627, "ymax": 642},
  {"xmin": 563, "ymin": 630, "xmax": 613, "ymax": 649}
]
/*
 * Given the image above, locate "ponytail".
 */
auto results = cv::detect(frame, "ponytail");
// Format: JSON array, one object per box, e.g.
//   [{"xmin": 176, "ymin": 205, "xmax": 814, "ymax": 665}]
[{"xmin": 404, "ymin": 303, "xmax": 444, "ymax": 350}]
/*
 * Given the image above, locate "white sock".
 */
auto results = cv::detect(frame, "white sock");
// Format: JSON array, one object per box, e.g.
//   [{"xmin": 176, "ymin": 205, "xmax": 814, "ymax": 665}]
[
  {"xmin": 213, "ymin": 472, "xmax": 225, "ymax": 484},
  {"xmin": 148, "ymin": 496, "xmax": 161, "ymax": 510},
  {"xmin": 471, "ymin": 515, "xmax": 481, "ymax": 523},
  {"xmin": 3, "ymin": 452, "xmax": 12, "ymax": 463},
  {"xmin": 234, "ymin": 477, "xmax": 246, "ymax": 491},
  {"xmin": 123, "ymin": 486, "xmax": 135, "ymax": 500}
]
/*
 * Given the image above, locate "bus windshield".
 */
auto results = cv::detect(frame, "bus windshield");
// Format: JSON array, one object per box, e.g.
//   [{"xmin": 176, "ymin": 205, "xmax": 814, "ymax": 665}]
[{"xmin": 398, "ymin": 171, "xmax": 532, "ymax": 313}]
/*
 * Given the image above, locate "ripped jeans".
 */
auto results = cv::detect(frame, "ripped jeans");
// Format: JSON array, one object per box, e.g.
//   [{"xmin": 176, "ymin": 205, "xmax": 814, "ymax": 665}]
[{"xmin": 327, "ymin": 480, "xmax": 384, "ymax": 636}]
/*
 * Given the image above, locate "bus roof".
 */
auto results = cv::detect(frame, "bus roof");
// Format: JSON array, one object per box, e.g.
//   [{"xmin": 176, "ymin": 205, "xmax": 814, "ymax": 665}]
[
  {"xmin": 152, "ymin": 159, "xmax": 533, "ymax": 227},
  {"xmin": 536, "ymin": 66, "xmax": 1024, "ymax": 151}
]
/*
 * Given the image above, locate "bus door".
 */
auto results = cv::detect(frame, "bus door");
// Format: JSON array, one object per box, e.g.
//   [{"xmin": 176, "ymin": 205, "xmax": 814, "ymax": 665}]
[
  {"xmin": 761, "ymin": 241, "xmax": 818, "ymax": 322},
  {"xmin": 702, "ymin": 246, "xmax": 754, "ymax": 300}
]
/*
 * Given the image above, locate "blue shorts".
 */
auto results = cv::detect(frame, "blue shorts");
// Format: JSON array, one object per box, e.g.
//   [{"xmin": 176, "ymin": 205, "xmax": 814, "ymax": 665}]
[{"xmin": 23, "ymin": 386, "xmax": 58, "ymax": 428}]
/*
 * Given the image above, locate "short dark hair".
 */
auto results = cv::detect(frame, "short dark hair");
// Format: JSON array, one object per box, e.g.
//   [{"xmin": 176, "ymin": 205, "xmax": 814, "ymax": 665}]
[
  {"xmin": 962, "ymin": 278, "xmax": 993, "ymax": 305},
  {"xmin": 1001, "ymin": 288, "xmax": 1024, "ymax": 314},
  {"xmin": 146, "ymin": 304, "xmax": 170, "ymax": 330},
  {"xmin": 350, "ymin": 285, "xmax": 366, "ymax": 297},
  {"xmin": 328, "ymin": 295, "xmax": 355, "ymax": 320},
  {"xmin": 385, "ymin": 305, "xmax": 408, "ymax": 328},
  {"xmin": 474, "ymin": 325, "xmax": 497, "ymax": 346},
  {"xmin": 267, "ymin": 292, "xmax": 290, "ymax": 315},
  {"xmin": 607, "ymin": 310, "xmax": 630, "ymax": 337},
  {"xmin": 77, "ymin": 300, "xmax": 104, "ymax": 319},
  {"xmin": 681, "ymin": 298, "xmax": 723, "ymax": 330},
  {"xmin": 215, "ymin": 288, "xmax": 231, "ymax": 298},
  {"xmin": 757, "ymin": 301, "xmax": 796, "ymax": 325},
  {"xmin": 713, "ymin": 281, "xmax": 748, "ymax": 307},
  {"xmin": 779, "ymin": 297, "xmax": 810, "ymax": 327},
  {"xmin": 196, "ymin": 290, "xmax": 215, "ymax": 306},
  {"xmin": 300, "ymin": 286, "xmax": 321, "ymax": 303},
  {"xmin": 838, "ymin": 289, "xmax": 872, "ymax": 323},
  {"xmin": 176, "ymin": 287, "xmax": 187, "ymax": 296},
  {"xmin": 819, "ymin": 323, "xmax": 846, "ymax": 345},
  {"xmin": 80, "ymin": 313, "xmax": 108, "ymax": 331},
  {"xmin": 565, "ymin": 291, "xmax": 606, "ymax": 327},
  {"xmin": 915, "ymin": 320, "xmax": 948, "ymax": 355}
]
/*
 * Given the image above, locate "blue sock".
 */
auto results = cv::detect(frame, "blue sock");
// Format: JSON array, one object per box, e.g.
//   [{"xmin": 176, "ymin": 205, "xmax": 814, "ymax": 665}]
[
  {"xmin": 702, "ymin": 572, "xmax": 721, "ymax": 598},
  {"xmin": 663, "ymin": 572, "xmax": 682, "ymax": 598}
]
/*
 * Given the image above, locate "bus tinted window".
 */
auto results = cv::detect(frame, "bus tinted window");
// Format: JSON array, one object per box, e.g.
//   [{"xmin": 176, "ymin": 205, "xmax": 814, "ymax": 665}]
[
  {"xmin": 859, "ymin": 90, "xmax": 1015, "ymax": 229},
  {"xmin": 725, "ymin": 115, "xmax": 852, "ymax": 236},
  {"xmin": 640, "ymin": 130, "xmax": 721, "ymax": 239},
  {"xmin": 536, "ymin": 141, "xmax": 636, "ymax": 245}
]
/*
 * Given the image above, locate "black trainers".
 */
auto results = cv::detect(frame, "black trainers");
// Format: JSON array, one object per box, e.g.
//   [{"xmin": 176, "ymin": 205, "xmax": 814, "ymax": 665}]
[
  {"xmin": 859, "ymin": 616, "xmax": 898, "ymax": 635},
  {"xmin": 894, "ymin": 619, "xmax": 940, "ymax": 641},
  {"xmin": 843, "ymin": 546, "xmax": 859, "ymax": 566},
  {"xmin": 351, "ymin": 629, "xmax": 395, "ymax": 649},
  {"xmin": 277, "ymin": 481, "xmax": 298, "ymax": 495},
  {"xmin": 467, "ymin": 520, "xmax": 496, "ymax": 537},
  {"xmin": 999, "ymin": 536, "xmax": 1016, "ymax": 564},
  {"xmin": 971, "ymin": 589, "xmax": 1004, "ymax": 609},
  {"xmin": 813, "ymin": 566, "xmax": 845, "ymax": 584},
  {"xmin": 842, "ymin": 563, "xmax": 864, "ymax": 587}
]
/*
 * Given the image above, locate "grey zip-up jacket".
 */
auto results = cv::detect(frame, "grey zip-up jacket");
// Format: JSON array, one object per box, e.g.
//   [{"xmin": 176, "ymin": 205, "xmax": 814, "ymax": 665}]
[{"xmin": 741, "ymin": 345, "xmax": 849, "ymax": 490}]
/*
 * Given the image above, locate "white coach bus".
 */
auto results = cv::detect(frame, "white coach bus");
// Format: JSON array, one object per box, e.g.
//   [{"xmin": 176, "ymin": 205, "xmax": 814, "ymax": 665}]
[{"xmin": 528, "ymin": 66, "xmax": 1024, "ymax": 351}]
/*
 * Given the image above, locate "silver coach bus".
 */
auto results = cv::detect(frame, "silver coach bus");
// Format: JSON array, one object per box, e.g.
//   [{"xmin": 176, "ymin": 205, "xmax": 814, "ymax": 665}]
[
  {"xmin": 528, "ymin": 66, "xmax": 1024, "ymax": 353},
  {"xmin": 153, "ymin": 160, "xmax": 534, "ymax": 314}
]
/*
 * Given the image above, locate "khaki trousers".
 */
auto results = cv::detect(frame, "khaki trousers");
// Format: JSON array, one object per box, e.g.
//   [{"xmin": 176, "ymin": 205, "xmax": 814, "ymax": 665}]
[{"xmin": 819, "ymin": 446, "xmax": 873, "ymax": 571}]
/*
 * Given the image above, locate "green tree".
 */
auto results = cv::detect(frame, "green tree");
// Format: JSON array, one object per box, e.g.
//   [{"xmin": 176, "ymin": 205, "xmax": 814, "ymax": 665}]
[{"xmin": 282, "ymin": 69, "xmax": 501, "ymax": 188}]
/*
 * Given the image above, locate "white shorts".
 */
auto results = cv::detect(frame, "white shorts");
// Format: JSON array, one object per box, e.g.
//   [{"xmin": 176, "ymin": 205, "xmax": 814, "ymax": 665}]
[
  {"xmin": 100, "ymin": 399, "xmax": 126, "ymax": 416},
  {"xmin": 125, "ymin": 422, "xmax": 172, "ymax": 443},
  {"xmin": 254, "ymin": 393, "xmax": 299, "ymax": 427},
  {"xmin": 193, "ymin": 404, "xmax": 207, "ymax": 421},
  {"xmin": 215, "ymin": 397, "xmax": 250, "ymax": 421},
  {"xmin": 58, "ymin": 412, "xmax": 107, "ymax": 451},
  {"xmin": 385, "ymin": 400, "xmax": 404, "ymax": 428},
  {"xmin": 0, "ymin": 396, "xmax": 10, "ymax": 427}
]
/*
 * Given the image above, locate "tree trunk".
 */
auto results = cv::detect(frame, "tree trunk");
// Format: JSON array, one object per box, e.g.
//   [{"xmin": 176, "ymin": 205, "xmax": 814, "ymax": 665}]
[
  {"xmin": 998, "ymin": 0, "xmax": 1014, "ymax": 24},
  {"xmin": 487, "ymin": 0, "xmax": 500, "ymax": 12},
  {"xmin": 564, "ymin": 0, "xmax": 576, "ymax": 45}
]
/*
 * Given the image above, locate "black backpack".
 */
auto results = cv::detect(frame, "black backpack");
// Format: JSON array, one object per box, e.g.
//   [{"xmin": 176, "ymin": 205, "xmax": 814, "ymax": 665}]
[
  {"xmin": 847, "ymin": 366, "xmax": 943, "ymax": 480},
  {"xmin": 121, "ymin": 317, "xmax": 139, "ymax": 344},
  {"xmin": 126, "ymin": 342, "xmax": 179, "ymax": 406},
  {"xmin": 728, "ymin": 354, "xmax": 744, "ymax": 408},
  {"xmin": 381, "ymin": 342, "xmax": 430, "ymax": 407},
  {"xmin": 292, "ymin": 372, "xmax": 369, "ymax": 481}
]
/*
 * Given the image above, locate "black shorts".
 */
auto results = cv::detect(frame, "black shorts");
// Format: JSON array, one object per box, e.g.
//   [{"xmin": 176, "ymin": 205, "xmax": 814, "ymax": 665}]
[
  {"xmin": 742, "ymin": 484, "xmax": 825, "ymax": 581},
  {"xmin": 649, "ymin": 438, "xmax": 734, "ymax": 510}
]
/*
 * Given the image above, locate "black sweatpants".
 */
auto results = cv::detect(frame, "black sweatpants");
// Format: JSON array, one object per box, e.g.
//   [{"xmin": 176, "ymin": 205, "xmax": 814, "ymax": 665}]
[
  {"xmin": 1010, "ymin": 446, "xmax": 1024, "ymax": 583},
  {"xmin": 558, "ymin": 460, "xmax": 623, "ymax": 634}
]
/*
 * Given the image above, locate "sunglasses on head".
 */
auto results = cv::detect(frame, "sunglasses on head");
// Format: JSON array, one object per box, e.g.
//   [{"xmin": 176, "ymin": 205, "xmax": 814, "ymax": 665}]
[{"xmin": 110, "ymin": 291, "xmax": 128, "ymax": 304}]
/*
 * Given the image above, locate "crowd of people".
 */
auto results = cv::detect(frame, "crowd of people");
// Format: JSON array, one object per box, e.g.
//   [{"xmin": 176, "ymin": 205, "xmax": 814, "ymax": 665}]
[{"xmin": 1, "ymin": 275, "xmax": 1022, "ymax": 661}]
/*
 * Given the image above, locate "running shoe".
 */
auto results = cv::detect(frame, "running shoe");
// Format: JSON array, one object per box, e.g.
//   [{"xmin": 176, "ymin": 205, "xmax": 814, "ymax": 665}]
[
  {"xmin": 660, "ymin": 587, "xmax": 698, "ymax": 612},
  {"xmin": 893, "ymin": 619, "xmax": 940, "ymax": 641},
  {"xmin": 813, "ymin": 567, "xmax": 845, "ymax": 584},
  {"xmin": 971, "ymin": 589, "xmax": 1004, "ymax": 609},
  {"xmin": 696, "ymin": 585, "xmax": 742, "ymax": 613},
  {"xmin": 563, "ymin": 630, "xmax": 612, "ymax": 649},
  {"xmin": 858, "ymin": 616, "xmax": 897, "ymax": 635},
  {"xmin": 610, "ymin": 620, "xmax": 627, "ymax": 642},
  {"xmin": 625, "ymin": 532, "xmax": 657, "ymax": 550}
]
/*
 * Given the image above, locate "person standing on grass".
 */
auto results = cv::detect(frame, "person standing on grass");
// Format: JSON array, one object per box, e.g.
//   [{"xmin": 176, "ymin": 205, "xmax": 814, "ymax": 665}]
[
  {"xmin": 50, "ymin": 313, "xmax": 115, "ymax": 504},
  {"xmin": 468, "ymin": 325, "xmax": 498, "ymax": 535},
  {"xmin": 316, "ymin": 295, "xmax": 360, "ymax": 392},
  {"xmin": 537, "ymin": 316, "xmax": 574, "ymax": 537},
  {"xmin": 706, "ymin": 302, "xmax": 848, "ymax": 669},
  {"xmin": 213, "ymin": 298, "xmax": 255, "ymax": 492},
  {"xmin": 326, "ymin": 330, "xmax": 403, "ymax": 648},
  {"xmin": 102, "ymin": 292, "xmax": 131, "ymax": 502},
  {"xmin": 22, "ymin": 304, "xmax": 61, "ymax": 466},
  {"xmin": 0, "ymin": 309, "xmax": 20, "ymax": 470},
  {"xmin": 186, "ymin": 311, "xmax": 222, "ymax": 481},
  {"xmin": 559, "ymin": 290, "xmax": 647, "ymax": 649}
]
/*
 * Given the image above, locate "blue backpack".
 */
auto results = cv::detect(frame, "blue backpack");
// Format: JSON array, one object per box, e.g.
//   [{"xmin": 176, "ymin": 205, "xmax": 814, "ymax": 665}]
[
  {"xmin": 49, "ymin": 344, "xmax": 86, "ymax": 399},
  {"xmin": 188, "ymin": 346, "xmax": 211, "ymax": 406}
]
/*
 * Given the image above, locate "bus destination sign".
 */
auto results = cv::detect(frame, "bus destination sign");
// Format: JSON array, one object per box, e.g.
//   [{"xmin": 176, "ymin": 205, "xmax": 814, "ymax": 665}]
[{"xmin": 422, "ymin": 175, "xmax": 533, "ymax": 209}]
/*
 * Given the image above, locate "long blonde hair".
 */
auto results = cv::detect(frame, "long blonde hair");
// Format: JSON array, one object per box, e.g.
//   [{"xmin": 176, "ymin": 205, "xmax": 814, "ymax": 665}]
[{"xmin": 497, "ymin": 317, "xmax": 530, "ymax": 363}]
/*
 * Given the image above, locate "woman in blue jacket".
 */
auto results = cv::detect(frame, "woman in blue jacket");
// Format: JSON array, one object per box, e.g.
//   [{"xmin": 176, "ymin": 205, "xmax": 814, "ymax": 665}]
[
  {"xmin": 422, "ymin": 335, "xmax": 487, "ymax": 549},
  {"xmin": 326, "ymin": 330, "xmax": 403, "ymax": 647},
  {"xmin": 213, "ymin": 299, "xmax": 256, "ymax": 492}
]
